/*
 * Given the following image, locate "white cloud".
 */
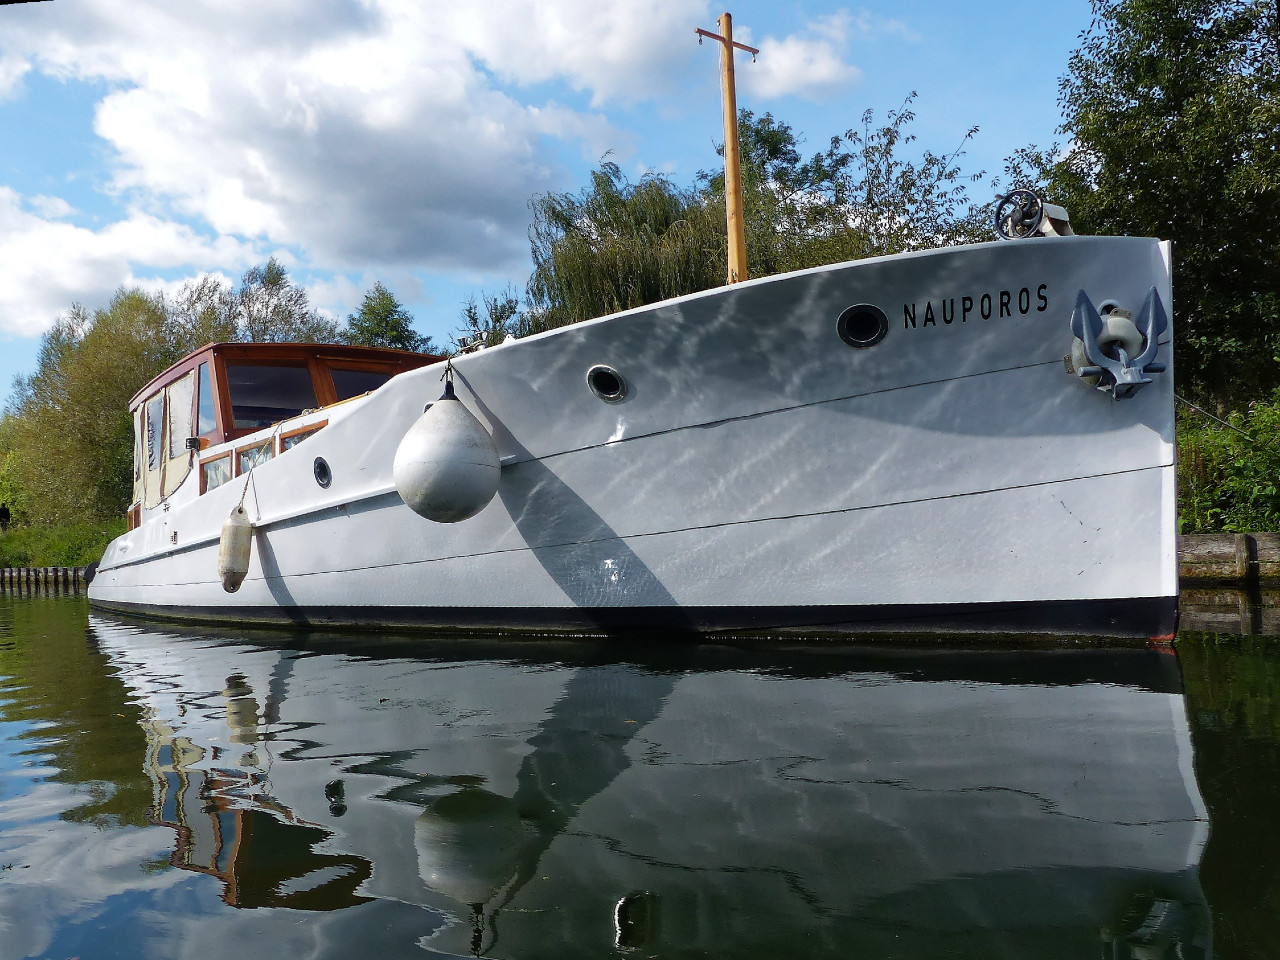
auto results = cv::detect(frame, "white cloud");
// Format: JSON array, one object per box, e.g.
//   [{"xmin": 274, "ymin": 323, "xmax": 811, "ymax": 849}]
[
  {"xmin": 740, "ymin": 13, "xmax": 863, "ymax": 101},
  {"xmin": 0, "ymin": 0, "xmax": 643, "ymax": 279},
  {"xmin": 849, "ymin": 10, "xmax": 920, "ymax": 44},
  {"xmin": 0, "ymin": 0, "xmax": 873, "ymax": 343},
  {"xmin": 0, "ymin": 56, "xmax": 29, "ymax": 100},
  {"xmin": 0, "ymin": 187, "xmax": 256, "ymax": 336},
  {"xmin": 438, "ymin": 0, "xmax": 713, "ymax": 107},
  {"xmin": 27, "ymin": 195, "xmax": 74, "ymax": 219}
]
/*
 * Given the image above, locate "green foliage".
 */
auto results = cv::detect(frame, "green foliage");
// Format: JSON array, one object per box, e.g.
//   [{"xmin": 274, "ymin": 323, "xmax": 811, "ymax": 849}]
[
  {"xmin": 1177, "ymin": 396, "xmax": 1280, "ymax": 532},
  {"xmin": 345, "ymin": 281, "xmax": 436, "ymax": 353},
  {"xmin": 526, "ymin": 102, "xmax": 991, "ymax": 332},
  {"xmin": 235, "ymin": 257, "xmax": 342, "ymax": 343},
  {"xmin": 706, "ymin": 99, "xmax": 988, "ymax": 268},
  {"xmin": 1017, "ymin": 0, "xmax": 1280, "ymax": 402},
  {"xmin": 701, "ymin": 110, "xmax": 867, "ymax": 274},
  {"xmin": 0, "ymin": 518, "xmax": 125, "ymax": 567},
  {"xmin": 836, "ymin": 95, "xmax": 988, "ymax": 255},
  {"xmin": 526, "ymin": 161, "xmax": 727, "ymax": 330},
  {"xmin": 5, "ymin": 290, "xmax": 191, "ymax": 523},
  {"xmin": 166, "ymin": 274, "xmax": 240, "ymax": 348},
  {"xmin": 455, "ymin": 286, "xmax": 528, "ymax": 349},
  {"xmin": 0, "ymin": 415, "xmax": 28, "ymax": 524},
  {"xmin": 1, "ymin": 258, "xmax": 356, "ymax": 526}
]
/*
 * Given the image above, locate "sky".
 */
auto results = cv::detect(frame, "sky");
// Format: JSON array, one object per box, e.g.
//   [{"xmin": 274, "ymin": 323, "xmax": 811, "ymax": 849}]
[{"xmin": 0, "ymin": 0, "xmax": 1091, "ymax": 404}]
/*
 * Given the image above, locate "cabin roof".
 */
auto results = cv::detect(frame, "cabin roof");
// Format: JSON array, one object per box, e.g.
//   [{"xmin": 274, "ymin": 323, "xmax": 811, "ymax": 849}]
[{"xmin": 128, "ymin": 341, "xmax": 442, "ymax": 409}]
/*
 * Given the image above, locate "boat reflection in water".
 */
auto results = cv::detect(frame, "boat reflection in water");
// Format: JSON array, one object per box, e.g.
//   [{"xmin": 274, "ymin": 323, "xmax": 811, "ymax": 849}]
[{"xmin": 92, "ymin": 616, "xmax": 1211, "ymax": 958}]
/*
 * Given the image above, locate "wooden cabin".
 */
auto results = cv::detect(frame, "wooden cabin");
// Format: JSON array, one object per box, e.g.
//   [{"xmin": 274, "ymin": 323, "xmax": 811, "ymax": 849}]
[{"xmin": 127, "ymin": 342, "xmax": 441, "ymax": 528}]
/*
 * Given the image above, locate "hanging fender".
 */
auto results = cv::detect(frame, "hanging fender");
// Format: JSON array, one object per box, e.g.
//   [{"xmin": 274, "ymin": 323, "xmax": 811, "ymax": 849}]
[
  {"xmin": 218, "ymin": 504, "xmax": 252, "ymax": 592},
  {"xmin": 393, "ymin": 375, "xmax": 500, "ymax": 523}
]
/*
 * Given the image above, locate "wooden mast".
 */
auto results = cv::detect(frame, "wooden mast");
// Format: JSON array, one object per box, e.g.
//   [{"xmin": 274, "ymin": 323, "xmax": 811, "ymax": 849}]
[{"xmin": 696, "ymin": 13, "xmax": 758, "ymax": 284}]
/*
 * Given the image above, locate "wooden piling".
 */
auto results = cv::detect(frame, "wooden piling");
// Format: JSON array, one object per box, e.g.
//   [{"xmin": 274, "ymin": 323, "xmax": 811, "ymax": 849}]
[
  {"xmin": 0, "ymin": 565, "xmax": 87, "ymax": 593},
  {"xmin": 1179, "ymin": 533, "xmax": 1280, "ymax": 586}
]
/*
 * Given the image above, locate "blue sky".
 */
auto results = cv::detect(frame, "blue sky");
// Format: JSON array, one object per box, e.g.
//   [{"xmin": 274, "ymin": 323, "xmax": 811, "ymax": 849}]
[{"xmin": 0, "ymin": 0, "xmax": 1089, "ymax": 403}]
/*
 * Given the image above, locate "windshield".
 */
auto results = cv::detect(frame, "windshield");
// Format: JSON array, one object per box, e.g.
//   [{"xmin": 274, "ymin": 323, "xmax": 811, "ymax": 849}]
[{"xmin": 225, "ymin": 363, "xmax": 318, "ymax": 430}]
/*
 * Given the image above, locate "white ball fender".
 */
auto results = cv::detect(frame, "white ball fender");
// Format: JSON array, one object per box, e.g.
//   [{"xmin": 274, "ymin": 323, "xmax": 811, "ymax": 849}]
[
  {"xmin": 393, "ymin": 388, "xmax": 500, "ymax": 523},
  {"xmin": 218, "ymin": 503, "xmax": 252, "ymax": 593}
]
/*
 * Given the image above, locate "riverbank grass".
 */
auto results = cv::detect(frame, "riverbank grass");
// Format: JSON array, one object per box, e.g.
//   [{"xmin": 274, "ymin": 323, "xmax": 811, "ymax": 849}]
[{"xmin": 0, "ymin": 519, "xmax": 125, "ymax": 568}]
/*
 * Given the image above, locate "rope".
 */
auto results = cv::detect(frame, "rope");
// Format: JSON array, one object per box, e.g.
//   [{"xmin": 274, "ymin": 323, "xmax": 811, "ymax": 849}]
[
  {"xmin": 236, "ymin": 421, "xmax": 286, "ymax": 515},
  {"xmin": 1176, "ymin": 393, "xmax": 1260, "ymax": 444}
]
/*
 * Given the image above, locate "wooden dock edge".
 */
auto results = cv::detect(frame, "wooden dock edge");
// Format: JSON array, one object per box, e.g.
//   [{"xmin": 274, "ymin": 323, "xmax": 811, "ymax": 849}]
[
  {"xmin": 1179, "ymin": 532, "xmax": 1280, "ymax": 587},
  {"xmin": 0, "ymin": 566, "xmax": 92, "ymax": 595}
]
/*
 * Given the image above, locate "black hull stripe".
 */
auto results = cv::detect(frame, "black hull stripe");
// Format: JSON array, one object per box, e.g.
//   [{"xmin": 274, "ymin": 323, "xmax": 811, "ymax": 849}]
[{"xmin": 88, "ymin": 595, "xmax": 1178, "ymax": 642}]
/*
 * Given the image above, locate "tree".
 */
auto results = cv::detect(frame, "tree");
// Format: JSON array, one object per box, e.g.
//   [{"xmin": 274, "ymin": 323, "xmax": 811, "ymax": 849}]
[
  {"xmin": 167, "ymin": 274, "xmax": 239, "ymax": 348},
  {"xmin": 2, "ymin": 261, "xmax": 359, "ymax": 525},
  {"xmin": 704, "ymin": 101, "xmax": 987, "ymax": 270},
  {"xmin": 455, "ymin": 286, "xmax": 525, "ymax": 350},
  {"xmin": 6, "ymin": 291, "xmax": 186, "ymax": 522},
  {"xmin": 1027, "ymin": 0, "xmax": 1280, "ymax": 402},
  {"xmin": 526, "ymin": 161, "xmax": 727, "ymax": 330},
  {"xmin": 700, "ymin": 110, "xmax": 869, "ymax": 275},
  {"xmin": 527, "ymin": 105, "xmax": 991, "ymax": 331},
  {"xmin": 0, "ymin": 414, "xmax": 29, "ymax": 526},
  {"xmin": 345, "ymin": 282, "xmax": 435, "ymax": 352},
  {"xmin": 234, "ymin": 257, "xmax": 342, "ymax": 343},
  {"xmin": 836, "ymin": 94, "xmax": 988, "ymax": 256}
]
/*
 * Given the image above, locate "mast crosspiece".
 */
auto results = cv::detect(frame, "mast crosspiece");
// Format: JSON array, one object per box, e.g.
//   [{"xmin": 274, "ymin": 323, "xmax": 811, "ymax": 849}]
[{"xmin": 696, "ymin": 12, "xmax": 758, "ymax": 284}]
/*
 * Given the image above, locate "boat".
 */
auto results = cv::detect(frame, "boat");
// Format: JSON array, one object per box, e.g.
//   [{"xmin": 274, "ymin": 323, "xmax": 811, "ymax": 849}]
[
  {"xmin": 77, "ymin": 616, "xmax": 1211, "ymax": 956},
  {"xmin": 85, "ymin": 223, "xmax": 1177, "ymax": 637},
  {"xmin": 87, "ymin": 9, "xmax": 1177, "ymax": 640}
]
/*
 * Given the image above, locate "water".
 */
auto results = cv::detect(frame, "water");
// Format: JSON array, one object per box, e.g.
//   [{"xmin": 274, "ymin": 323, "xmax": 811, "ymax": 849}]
[{"xmin": 0, "ymin": 597, "xmax": 1275, "ymax": 958}]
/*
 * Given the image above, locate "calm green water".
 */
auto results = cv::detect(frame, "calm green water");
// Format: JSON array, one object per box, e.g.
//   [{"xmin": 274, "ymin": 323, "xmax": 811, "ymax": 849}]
[{"xmin": 0, "ymin": 596, "xmax": 1271, "ymax": 959}]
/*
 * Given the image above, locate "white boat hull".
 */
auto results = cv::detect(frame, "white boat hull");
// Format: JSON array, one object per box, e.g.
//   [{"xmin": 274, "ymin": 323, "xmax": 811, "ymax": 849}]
[{"xmin": 90, "ymin": 236, "xmax": 1178, "ymax": 637}]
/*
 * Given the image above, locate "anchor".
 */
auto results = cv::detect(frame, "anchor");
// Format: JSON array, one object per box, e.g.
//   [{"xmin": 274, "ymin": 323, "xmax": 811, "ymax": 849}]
[{"xmin": 1068, "ymin": 287, "xmax": 1168, "ymax": 400}]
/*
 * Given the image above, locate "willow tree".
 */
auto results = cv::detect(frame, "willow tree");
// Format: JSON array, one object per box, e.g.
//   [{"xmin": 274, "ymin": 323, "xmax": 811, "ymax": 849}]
[
  {"xmin": 525, "ymin": 162, "xmax": 726, "ymax": 330},
  {"xmin": 526, "ymin": 106, "xmax": 991, "ymax": 331}
]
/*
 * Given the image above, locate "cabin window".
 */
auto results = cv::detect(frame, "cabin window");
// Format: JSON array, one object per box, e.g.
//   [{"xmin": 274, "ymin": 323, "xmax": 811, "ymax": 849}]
[
  {"xmin": 281, "ymin": 420, "xmax": 326, "ymax": 451},
  {"xmin": 143, "ymin": 392, "xmax": 166, "ymax": 509},
  {"xmin": 166, "ymin": 372, "xmax": 195, "ymax": 460},
  {"xmin": 331, "ymin": 367, "xmax": 393, "ymax": 401},
  {"xmin": 197, "ymin": 361, "xmax": 218, "ymax": 436},
  {"xmin": 225, "ymin": 362, "xmax": 318, "ymax": 430},
  {"xmin": 201, "ymin": 454, "xmax": 232, "ymax": 494},
  {"xmin": 145, "ymin": 393, "xmax": 165, "ymax": 471},
  {"xmin": 163, "ymin": 372, "xmax": 196, "ymax": 497},
  {"xmin": 132, "ymin": 406, "xmax": 144, "ymax": 509},
  {"xmin": 237, "ymin": 441, "xmax": 274, "ymax": 475}
]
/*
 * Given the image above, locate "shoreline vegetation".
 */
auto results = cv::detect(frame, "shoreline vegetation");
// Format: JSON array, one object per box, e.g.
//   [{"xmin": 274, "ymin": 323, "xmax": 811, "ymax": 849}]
[
  {"xmin": 0, "ymin": 518, "xmax": 124, "ymax": 569},
  {"xmin": 0, "ymin": 1, "xmax": 1274, "ymax": 563}
]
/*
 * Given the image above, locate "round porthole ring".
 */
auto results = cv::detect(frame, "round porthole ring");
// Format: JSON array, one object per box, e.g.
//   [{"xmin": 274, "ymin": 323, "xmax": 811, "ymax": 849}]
[
  {"xmin": 587, "ymin": 364, "xmax": 628, "ymax": 403},
  {"xmin": 837, "ymin": 303, "xmax": 890, "ymax": 349},
  {"xmin": 313, "ymin": 456, "xmax": 332, "ymax": 488}
]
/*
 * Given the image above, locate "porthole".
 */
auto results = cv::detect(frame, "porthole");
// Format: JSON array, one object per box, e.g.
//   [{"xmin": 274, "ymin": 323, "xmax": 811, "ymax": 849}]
[
  {"xmin": 836, "ymin": 304, "xmax": 889, "ymax": 349},
  {"xmin": 587, "ymin": 364, "xmax": 628, "ymax": 403},
  {"xmin": 313, "ymin": 457, "xmax": 332, "ymax": 488}
]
